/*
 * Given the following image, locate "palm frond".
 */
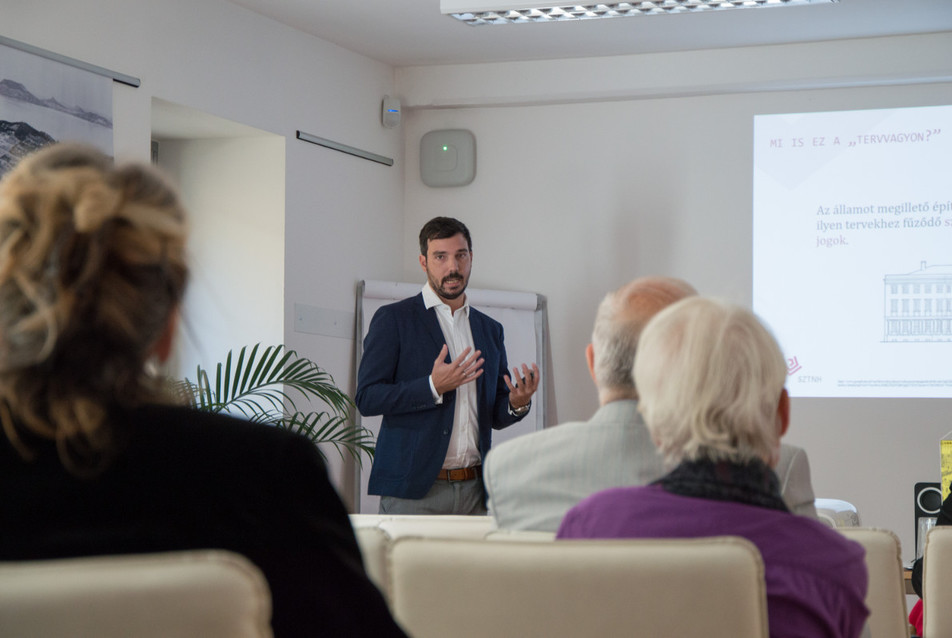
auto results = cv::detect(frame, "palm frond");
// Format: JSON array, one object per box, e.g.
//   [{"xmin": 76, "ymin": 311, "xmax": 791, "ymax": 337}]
[
  {"xmin": 281, "ymin": 411, "xmax": 376, "ymax": 468},
  {"xmin": 182, "ymin": 344, "xmax": 373, "ymax": 464}
]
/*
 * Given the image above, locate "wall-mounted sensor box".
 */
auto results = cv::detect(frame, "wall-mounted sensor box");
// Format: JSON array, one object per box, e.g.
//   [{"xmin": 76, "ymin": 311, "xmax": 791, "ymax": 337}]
[
  {"xmin": 420, "ymin": 129, "xmax": 476, "ymax": 187},
  {"xmin": 382, "ymin": 95, "xmax": 401, "ymax": 128}
]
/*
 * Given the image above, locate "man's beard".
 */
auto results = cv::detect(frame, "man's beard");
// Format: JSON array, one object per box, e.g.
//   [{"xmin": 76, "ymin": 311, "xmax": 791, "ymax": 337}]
[{"xmin": 432, "ymin": 272, "xmax": 466, "ymax": 300}]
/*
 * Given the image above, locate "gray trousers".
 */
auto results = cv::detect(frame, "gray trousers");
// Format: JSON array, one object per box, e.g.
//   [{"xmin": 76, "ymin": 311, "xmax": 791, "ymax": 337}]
[{"xmin": 379, "ymin": 477, "xmax": 486, "ymax": 515}]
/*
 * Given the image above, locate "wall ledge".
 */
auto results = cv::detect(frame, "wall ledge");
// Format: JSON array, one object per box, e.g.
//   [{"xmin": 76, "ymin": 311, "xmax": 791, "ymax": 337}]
[{"xmin": 396, "ymin": 32, "xmax": 952, "ymax": 109}]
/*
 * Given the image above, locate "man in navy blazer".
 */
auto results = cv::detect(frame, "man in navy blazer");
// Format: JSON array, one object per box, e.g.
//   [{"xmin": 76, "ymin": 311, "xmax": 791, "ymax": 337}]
[{"xmin": 356, "ymin": 217, "xmax": 538, "ymax": 515}]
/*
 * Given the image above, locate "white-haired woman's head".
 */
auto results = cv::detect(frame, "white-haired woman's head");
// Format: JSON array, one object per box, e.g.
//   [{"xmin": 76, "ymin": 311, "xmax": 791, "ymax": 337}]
[{"xmin": 633, "ymin": 296, "xmax": 788, "ymax": 467}]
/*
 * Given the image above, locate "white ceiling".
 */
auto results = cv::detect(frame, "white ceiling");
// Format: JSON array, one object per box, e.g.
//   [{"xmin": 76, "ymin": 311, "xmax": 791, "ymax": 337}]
[{"xmin": 225, "ymin": 0, "xmax": 952, "ymax": 67}]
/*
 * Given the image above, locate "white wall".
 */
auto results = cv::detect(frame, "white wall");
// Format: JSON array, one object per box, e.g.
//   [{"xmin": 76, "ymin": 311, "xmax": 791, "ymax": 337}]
[
  {"xmin": 396, "ymin": 33, "xmax": 952, "ymax": 560},
  {"xmin": 157, "ymin": 135, "xmax": 285, "ymax": 376},
  {"xmin": 5, "ymin": 0, "xmax": 952, "ymax": 552},
  {"xmin": 1, "ymin": 0, "xmax": 404, "ymax": 499}
]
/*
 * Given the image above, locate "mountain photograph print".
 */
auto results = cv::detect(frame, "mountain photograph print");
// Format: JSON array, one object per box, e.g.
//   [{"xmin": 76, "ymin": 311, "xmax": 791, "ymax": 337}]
[{"xmin": 0, "ymin": 43, "xmax": 113, "ymax": 178}]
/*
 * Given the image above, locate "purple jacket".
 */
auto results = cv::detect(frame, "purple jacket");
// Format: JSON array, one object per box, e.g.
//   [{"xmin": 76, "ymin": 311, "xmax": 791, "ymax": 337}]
[{"xmin": 558, "ymin": 484, "xmax": 869, "ymax": 638}]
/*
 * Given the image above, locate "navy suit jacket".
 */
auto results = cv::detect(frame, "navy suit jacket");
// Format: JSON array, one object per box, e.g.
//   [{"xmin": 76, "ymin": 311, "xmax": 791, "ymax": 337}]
[{"xmin": 356, "ymin": 292, "xmax": 523, "ymax": 499}]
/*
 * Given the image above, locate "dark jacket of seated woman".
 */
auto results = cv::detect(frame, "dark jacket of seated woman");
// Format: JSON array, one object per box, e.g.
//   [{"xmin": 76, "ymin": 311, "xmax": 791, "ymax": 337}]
[{"xmin": 0, "ymin": 143, "xmax": 406, "ymax": 637}]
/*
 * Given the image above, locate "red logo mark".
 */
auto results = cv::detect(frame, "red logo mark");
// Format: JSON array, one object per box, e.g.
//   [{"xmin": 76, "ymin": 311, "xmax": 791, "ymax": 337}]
[{"xmin": 786, "ymin": 356, "xmax": 802, "ymax": 375}]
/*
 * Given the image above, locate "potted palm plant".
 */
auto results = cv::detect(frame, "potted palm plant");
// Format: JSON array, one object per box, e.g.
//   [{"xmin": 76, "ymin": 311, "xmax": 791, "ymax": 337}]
[{"xmin": 179, "ymin": 344, "xmax": 374, "ymax": 466}]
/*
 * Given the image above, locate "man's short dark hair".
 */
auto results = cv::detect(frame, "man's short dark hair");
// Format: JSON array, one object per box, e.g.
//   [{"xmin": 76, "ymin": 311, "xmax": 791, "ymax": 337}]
[{"xmin": 419, "ymin": 217, "xmax": 472, "ymax": 256}]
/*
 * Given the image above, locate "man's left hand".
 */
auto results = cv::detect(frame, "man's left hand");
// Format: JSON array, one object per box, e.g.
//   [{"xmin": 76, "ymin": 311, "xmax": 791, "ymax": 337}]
[{"xmin": 504, "ymin": 363, "xmax": 540, "ymax": 410}]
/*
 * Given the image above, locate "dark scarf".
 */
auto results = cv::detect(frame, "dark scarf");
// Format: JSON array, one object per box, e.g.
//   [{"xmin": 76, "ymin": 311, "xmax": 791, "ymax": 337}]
[{"xmin": 653, "ymin": 456, "xmax": 790, "ymax": 513}]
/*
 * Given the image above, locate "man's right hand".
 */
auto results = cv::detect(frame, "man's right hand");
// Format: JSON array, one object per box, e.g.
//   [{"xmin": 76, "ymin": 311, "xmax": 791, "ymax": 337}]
[{"xmin": 431, "ymin": 344, "xmax": 484, "ymax": 396}]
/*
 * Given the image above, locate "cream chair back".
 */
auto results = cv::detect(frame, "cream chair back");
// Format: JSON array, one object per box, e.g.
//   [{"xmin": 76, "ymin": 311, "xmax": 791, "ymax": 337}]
[
  {"xmin": 351, "ymin": 513, "xmax": 496, "ymax": 603},
  {"xmin": 350, "ymin": 513, "xmax": 497, "ymax": 539},
  {"xmin": 0, "ymin": 550, "xmax": 272, "ymax": 638},
  {"xmin": 484, "ymin": 528, "xmax": 557, "ymax": 541},
  {"xmin": 838, "ymin": 528, "xmax": 909, "ymax": 638},
  {"xmin": 815, "ymin": 498, "xmax": 861, "ymax": 528},
  {"xmin": 388, "ymin": 536, "xmax": 769, "ymax": 638},
  {"xmin": 349, "ymin": 513, "xmax": 390, "ymax": 528},
  {"xmin": 375, "ymin": 514, "xmax": 496, "ymax": 539},
  {"xmin": 353, "ymin": 525, "xmax": 392, "ymax": 600},
  {"xmin": 923, "ymin": 526, "xmax": 952, "ymax": 637}
]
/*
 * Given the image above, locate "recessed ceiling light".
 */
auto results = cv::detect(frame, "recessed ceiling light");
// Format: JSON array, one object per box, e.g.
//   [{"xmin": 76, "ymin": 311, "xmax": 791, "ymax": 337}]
[{"xmin": 441, "ymin": 0, "xmax": 838, "ymax": 25}]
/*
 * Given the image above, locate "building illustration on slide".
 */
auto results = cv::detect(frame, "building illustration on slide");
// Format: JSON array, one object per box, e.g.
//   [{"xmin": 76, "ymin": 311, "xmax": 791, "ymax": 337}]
[{"xmin": 883, "ymin": 261, "xmax": 952, "ymax": 342}]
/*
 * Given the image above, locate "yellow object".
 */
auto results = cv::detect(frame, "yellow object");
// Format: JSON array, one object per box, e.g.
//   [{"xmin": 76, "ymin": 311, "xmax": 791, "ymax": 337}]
[{"xmin": 942, "ymin": 433, "xmax": 952, "ymax": 501}]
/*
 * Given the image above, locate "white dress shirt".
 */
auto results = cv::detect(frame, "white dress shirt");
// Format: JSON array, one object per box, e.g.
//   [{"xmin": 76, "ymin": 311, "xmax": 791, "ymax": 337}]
[{"xmin": 422, "ymin": 283, "xmax": 481, "ymax": 469}]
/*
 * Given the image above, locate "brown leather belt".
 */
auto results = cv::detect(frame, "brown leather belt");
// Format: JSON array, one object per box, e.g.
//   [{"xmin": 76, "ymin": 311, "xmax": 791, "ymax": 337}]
[{"xmin": 436, "ymin": 465, "xmax": 482, "ymax": 481}]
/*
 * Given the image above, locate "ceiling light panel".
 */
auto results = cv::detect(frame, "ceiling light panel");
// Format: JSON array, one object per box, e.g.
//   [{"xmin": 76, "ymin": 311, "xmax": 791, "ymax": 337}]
[{"xmin": 441, "ymin": 0, "xmax": 838, "ymax": 25}]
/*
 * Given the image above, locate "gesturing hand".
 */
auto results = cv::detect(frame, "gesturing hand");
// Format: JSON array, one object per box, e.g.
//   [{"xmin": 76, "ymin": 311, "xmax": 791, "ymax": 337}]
[
  {"xmin": 505, "ymin": 363, "xmax": 540, "ymax": 410},
  {"xmin": 431, "ymin": 344, "xmax": 484, "ymax": 396}
]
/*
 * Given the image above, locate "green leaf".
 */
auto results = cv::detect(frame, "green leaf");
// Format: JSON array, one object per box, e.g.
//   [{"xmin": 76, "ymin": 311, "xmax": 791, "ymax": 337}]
[{"xmin": 182, "ymin": 344, "xmax": 372, "ymax": 464}]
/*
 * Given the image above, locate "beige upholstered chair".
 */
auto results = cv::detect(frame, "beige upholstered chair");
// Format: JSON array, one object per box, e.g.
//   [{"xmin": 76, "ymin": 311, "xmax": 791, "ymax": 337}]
[
  {"xmin": 350, "ymin": 513, "xmax": 497, "ymax": 539},
  {"xmin": 923, "ymin": 527, "xmax": 952, "ymax": 637},
  {"xmin": 388, "ymin": 536, "xmax": 769, "ymax": 638},
  {"xmin": 349, "ymin": 513, "xmax": 390, "ymax": 528},
  {"xmin": 350, "ymin": 513, "xmax": 496, "ymax": 603},
  {"xmin": 815, "ymin": 498, "xmax": 861, "ymax": 528},
  {"xmin": 838, "ymin": 528, "xmax": 909, "ymax": 638},
  {"xmin": 484, "ymin": 528, "xmax": 557, "ymax": 541},
  {"xmin": 353, "ymin": 525, "xmax": 392, "ymax": 600},
  {"xmin": 374, "ymin": 514, "xmax": 497, "ymax": 540},
  {"xmin": 0, "ymin": 550, "xmax": 272, "ymax": 638}
]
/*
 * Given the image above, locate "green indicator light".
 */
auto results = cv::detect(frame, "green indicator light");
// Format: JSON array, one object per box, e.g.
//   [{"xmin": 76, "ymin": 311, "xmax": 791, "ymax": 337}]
[{"xmin": 442, "ymin": 145, "xmax": 449, "ymax": 151}]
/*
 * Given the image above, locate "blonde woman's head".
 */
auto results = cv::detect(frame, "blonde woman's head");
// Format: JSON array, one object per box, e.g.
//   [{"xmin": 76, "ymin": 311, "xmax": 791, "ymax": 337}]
[{"xmin": 0, "ymin": 143, "xmax": 188, "ymax": 473}]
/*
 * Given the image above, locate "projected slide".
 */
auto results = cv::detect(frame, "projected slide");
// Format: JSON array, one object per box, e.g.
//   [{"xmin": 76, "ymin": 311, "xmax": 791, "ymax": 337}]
[{"xmin": 753, "ymin": 104, "xmax": 952, "ymax": 398}]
